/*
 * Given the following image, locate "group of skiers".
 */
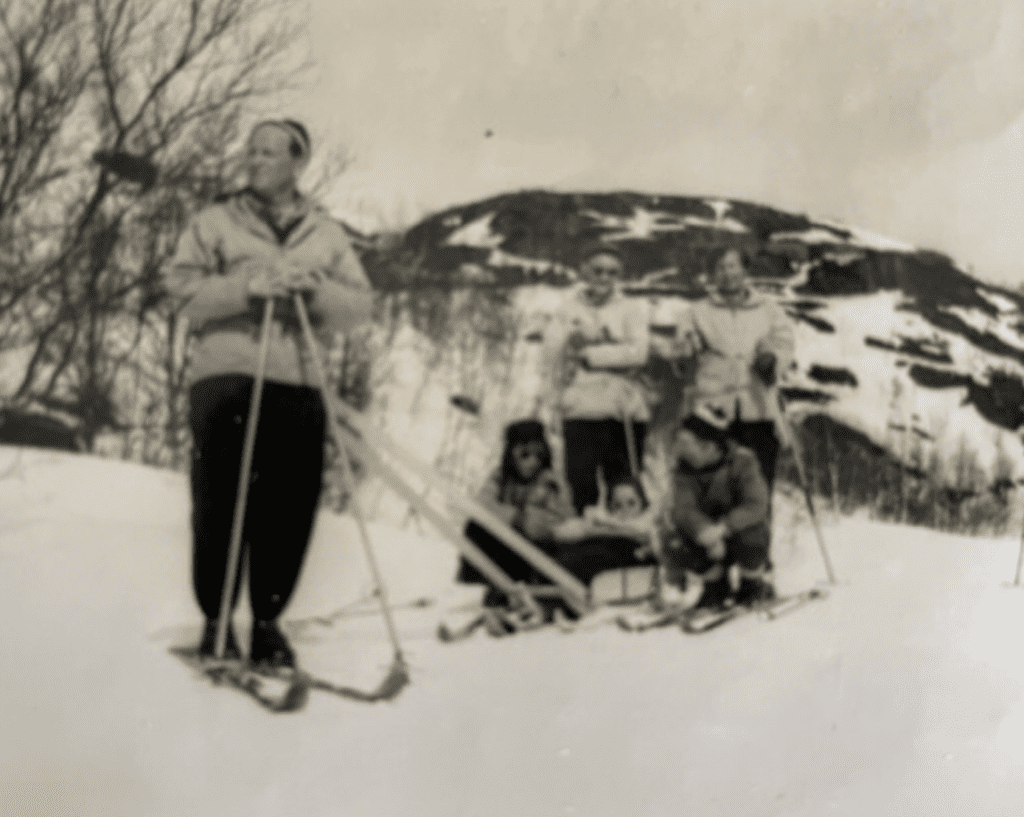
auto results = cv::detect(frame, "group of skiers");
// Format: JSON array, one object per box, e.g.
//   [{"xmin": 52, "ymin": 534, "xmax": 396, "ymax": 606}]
[
  {"xmin": 458, "ymin": 240, "xmax": 795, "ymax": 619},
  {"xmin": 165, "ymin": 117, "xmax": 795, "ymax": 667}
]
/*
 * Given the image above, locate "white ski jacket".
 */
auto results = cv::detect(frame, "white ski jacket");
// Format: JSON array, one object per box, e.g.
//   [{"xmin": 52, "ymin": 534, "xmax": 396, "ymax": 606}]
[
  {"xmin": 544, "ymin": 286, "xmax": 652, "ymax": 423},
  {"xmin": 165, "ymin": 190, "xmax": 373, "ymax": 387},
  {"xmin": 676, "ymin": 289, "xmax": 794, "ymax": 423}
]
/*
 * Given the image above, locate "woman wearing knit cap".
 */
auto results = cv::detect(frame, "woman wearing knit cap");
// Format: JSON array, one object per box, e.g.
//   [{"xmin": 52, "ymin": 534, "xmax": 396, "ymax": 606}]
[
  {"xmin": 164, "ymin": 119, "xmax": 373, "ymax": 667},
  {"xmin": 457, "ymin": 419, "xmax": 576, "ymax": 607},
  {"xmin": 660, "ymin": 404, "xmax": 775, "ymax": 610}
]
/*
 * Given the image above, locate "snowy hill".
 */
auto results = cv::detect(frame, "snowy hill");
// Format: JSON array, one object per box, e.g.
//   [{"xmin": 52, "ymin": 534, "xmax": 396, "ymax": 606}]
[
  {"xmin": 362, "ymin": 190, "xmax": 1024, "ymax": 491},
  {"xmin": 3, "ymin": 447, "xmax": 1024, "ymax": 816}
]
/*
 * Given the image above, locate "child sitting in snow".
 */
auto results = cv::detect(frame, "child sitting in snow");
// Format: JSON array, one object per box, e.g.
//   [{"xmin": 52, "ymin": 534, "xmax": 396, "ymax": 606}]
[
  {"xmin": 457, "ymin": 419, "xmax": 576, "ymax": 607},
  {"xmin": 549, "ymin": 473, "xmax": 660, "ymax": 587},
  {"xmin": 660, "ymin": 405, "xmax": 775, "ymax": 610}
]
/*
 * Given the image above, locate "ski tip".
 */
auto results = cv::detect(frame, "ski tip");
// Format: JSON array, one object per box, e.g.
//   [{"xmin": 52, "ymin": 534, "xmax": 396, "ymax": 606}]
[
  {"xmin": 482, "ymin": 610, "xmax": 517, "ymax": 637},
  {"xmin": 551, "ymin": 608, "xmax": 579, "ymax": 634},
  {"xmin": 436, "ymin": 623, "xmax": 453, "ymax": 642},
  {"xmin": 171, "ymin": 647, "xmax": 311, "ymax": 714},
  {"xmin": 169, "ymin": 645, "xmax": 237, "ymax": 670},
  {"xmin": 372, "ymin": 660, "xmax": 411, "ymax": 701},
  {"xmin": 681, "ymin": 607, "xmax": 740, "ymax": 634},
  {"xmin": 267, "ymin": 678, "xmax": 311, "ymax": 713},
  {"xmin": 437, "ymin": 620, "xmax": 475, "ymax": 643},
  {"xmin": 304, "ymin": 657, "xmax": 410, "ymax": 704}
]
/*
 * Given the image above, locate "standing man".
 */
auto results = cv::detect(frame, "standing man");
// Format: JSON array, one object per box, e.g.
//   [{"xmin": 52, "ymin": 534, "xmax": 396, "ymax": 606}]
[
  {"xmin": 676, "ymin": 245, "xmax": 795, "ymax": 493},
  {"xmin": 164, "ymin": 119, "xmax": 373, "ymax": 668},
  {"xmin": 545, "ymin": 243, "xmax": 651, "ymax": 514}
]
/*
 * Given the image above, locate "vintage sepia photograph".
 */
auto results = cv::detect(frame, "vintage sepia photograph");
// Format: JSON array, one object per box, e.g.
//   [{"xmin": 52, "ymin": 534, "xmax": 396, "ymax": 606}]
[{"xmin": 2, "ymin": 1, "xmax": 1024, "ymax": 814}]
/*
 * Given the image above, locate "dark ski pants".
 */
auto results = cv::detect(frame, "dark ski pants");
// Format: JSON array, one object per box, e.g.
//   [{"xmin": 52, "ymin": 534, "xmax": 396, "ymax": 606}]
[
  {"xmin": 189, "ymin": 374, "xmax": 325, "ymax": 623},
  {"xmin": 562, "ymin": 418, "xmax": 647, "ymax": 514},
  {"xmin": 457, "ymin": 520, "xmax": 540, "ymax": 586},
  {"xmin": 729, "ymin": 419, "xmax": 780, "ymax": 491},
  {"xmin": 552, "ymin": 535, "xmax": 656, "ymax": 587},
  {"xmin": 661, "ymin": 523, "xmax": 771, "ymax": 579}
]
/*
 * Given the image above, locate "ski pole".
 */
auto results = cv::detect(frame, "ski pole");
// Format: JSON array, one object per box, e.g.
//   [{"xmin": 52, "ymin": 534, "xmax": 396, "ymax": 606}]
[
  {"xmin": 771, "ymin": 389, "xmax": 837, "ymax": 585},
  {"xmin": 333, "ymin": 395, "xmax": 592, "ymax": 611},
  {"xmin": 1014, "ymin": 509, "xmax": 1024, "ymax": 585},
  {"xmin": 293, "ymin": 293, "xmax": 408, "ymax": 674},
  {"xmin": 214, "ymin": 297, "xmax": 275, "ymax": 659},
  {"xmin": 623, "ymin": 407, "xmax": 639, "ymax": 478},
  {"xmin": 619, "ymin": 409, "xmax": 641, "ymax": 602}
]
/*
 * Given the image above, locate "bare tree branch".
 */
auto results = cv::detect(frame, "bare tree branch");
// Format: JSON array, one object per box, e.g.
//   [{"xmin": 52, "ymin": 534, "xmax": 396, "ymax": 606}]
[{"xmin": 0, "ymin": 0, "xmax": 311, "ymax": 451}]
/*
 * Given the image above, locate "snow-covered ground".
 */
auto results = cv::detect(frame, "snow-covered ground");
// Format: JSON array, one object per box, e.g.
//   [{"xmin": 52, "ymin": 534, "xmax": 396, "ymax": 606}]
[{"xmin": 2, "ymin": 446, "xmax": 1024, "ymax": 816}]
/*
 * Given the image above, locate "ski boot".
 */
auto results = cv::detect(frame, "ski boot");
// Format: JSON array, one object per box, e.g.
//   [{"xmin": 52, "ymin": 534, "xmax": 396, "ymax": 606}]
[
  {"xmin": 482, "ymin": 587, "xmax": 510, "ymax": 608},
  {"xmin": 693, "ymin": 576, "xmax": 732, "ymax": 611},
  {"xmin": 198, "ymin": 619, "xmax": 241, "ymax": 661},
  {"xmin": 733, "ymin": 576, "xmax": 776, "ymax": 608},
  {"xmin": 250, "ymin": 619, "xmax": 296, "ymax": 669}
]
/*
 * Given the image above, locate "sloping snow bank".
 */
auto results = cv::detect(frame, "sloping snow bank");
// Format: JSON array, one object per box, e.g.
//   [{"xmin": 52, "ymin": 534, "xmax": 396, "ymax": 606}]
[{"xmin": 1, "ymin": 448, "xmax": 1023, "ymax": 817}]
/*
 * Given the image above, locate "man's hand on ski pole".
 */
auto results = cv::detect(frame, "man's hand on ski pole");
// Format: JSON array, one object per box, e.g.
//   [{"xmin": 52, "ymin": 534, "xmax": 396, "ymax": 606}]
[
  {"xmin": 246, "ymin": 261, "xmax": 323, "ymax": 300},
  {"xmin": 280, "ymin": 264, "xmax": 324, "ymax": 295},
  {"xmin": 246, "ymin": 261, "xmax": 289, "ymax": 299}
]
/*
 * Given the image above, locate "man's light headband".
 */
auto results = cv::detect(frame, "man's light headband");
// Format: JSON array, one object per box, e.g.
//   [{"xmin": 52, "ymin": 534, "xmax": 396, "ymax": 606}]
[{"xmin": 254, "ymin": 119, "xmax": 311, "ymax": 160}]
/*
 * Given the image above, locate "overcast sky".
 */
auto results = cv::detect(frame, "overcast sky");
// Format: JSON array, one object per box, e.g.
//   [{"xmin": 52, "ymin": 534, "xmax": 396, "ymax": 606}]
[{"xmin": 290, "ymin": 0, "xmax": 1024, "ymax": 285}]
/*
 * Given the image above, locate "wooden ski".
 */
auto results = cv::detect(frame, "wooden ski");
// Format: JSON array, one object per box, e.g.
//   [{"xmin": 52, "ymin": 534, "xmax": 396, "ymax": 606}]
[{"xmin": 329, "ymin": 399, "xmax": 591, "ymax": 617}]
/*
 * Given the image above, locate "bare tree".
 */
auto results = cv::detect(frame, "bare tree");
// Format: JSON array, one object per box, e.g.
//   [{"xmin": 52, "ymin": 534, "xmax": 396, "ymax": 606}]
[{"xmin": 0, "ymin": 0, "xmax": 305, "ymax": 449}]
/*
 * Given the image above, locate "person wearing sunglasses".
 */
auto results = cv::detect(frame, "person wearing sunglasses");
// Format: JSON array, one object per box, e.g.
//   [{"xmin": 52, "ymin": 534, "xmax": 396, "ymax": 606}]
[{"xmin": 544, "ymin": 242, "xmax": 652, "ymax": 515}]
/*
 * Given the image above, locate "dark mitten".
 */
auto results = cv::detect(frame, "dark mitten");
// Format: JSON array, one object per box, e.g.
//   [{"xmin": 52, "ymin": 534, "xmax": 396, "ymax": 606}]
[
  {"xmin": 565, "ymin": 330, "xmax": 590, "ymax": 353},
  {"xmin": 560, "ymin": 332, "xmax": 591, "ymax": 382},
  {"xmin": 566, "ymin": 331, "xmax": 591, "ymax": 363},
  {"xmin": 753, "ymin": 351, "xmax": 777, "ymax": 386}
]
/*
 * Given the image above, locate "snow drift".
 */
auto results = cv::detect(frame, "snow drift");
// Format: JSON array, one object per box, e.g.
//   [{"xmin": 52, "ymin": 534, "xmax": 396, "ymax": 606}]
[{"xmin": 2, "ymin": 446, "xmax": 1024, "ymax": 816}]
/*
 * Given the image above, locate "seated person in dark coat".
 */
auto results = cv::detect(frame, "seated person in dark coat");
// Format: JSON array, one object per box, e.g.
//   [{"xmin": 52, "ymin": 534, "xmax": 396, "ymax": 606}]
[
  {"xmin": 659, "ymin": 405, "xmax": 775, "ymax": 611},
  {"xmin": 456, "ymin": 419, "xmax": 575, "ymax": 607}
]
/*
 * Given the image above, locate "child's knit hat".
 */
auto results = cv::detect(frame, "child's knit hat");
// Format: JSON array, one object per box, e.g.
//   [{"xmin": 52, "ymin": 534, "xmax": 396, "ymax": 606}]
[
  {"xmin": 505, "ymin": 419, "xmax": 547, "ymax": 447},
  {"xmin": 678, "ymin": 403, "xmax": 730, "ymax": 446}
]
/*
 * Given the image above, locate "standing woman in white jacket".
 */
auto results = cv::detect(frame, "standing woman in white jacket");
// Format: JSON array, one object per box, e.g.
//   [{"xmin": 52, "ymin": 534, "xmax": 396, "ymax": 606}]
[
  {"xmin": 164, "ymin": 119, "xmax": 373, "ymax": 667},
  {"xmin": 676, "ymin": 246, "xmax": 795, "ymax": 492},
  {"xmin": 545, "ymin": 243, "xmax": 651, "ymax": 514}
]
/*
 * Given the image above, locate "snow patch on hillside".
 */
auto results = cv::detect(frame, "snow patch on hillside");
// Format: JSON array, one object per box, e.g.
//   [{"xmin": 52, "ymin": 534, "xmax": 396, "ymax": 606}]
[
  {"xmin": 444, "ymin": 212, "xmax": 504, "ymax": 249},
  {"xmin": 778, "ymin": 290, "xmax": 1024, "ymax": 479},
  {"xmin": 581, "ymin": 205, "xmax": 749, "ymax": 240},
  {"xmin": 816, "ymin": 218, "xmax": 919, "ymax": 252}
]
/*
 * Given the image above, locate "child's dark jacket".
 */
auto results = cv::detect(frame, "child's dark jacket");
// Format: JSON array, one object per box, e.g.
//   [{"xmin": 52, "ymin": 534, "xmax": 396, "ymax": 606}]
[{"xmin": 669, "ymin": 441, "xmax": 770, "ymax": 541}]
